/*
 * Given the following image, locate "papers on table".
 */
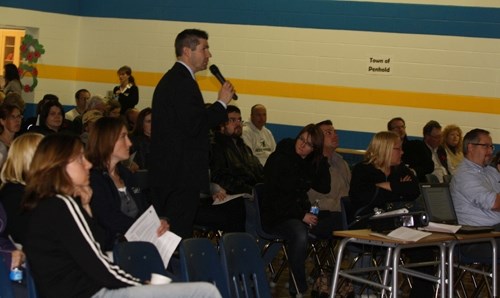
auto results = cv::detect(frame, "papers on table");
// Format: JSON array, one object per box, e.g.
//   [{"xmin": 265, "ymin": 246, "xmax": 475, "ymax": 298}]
[
  {"xmin": 370, "ymin": 227, "xmax": 432, "ymax": 242},
  {"xmin": 125, "ymin": 205, "xmax": 181, "ymax": 267},
  {"xmin": 419, "ymin": 222, "xmax": 462, "ymax": 234}
]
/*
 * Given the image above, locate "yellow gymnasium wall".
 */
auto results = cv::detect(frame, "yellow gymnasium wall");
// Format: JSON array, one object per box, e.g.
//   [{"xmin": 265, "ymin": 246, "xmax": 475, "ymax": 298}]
[{"xmin": 1, "ymin": 5, "xmax": 499, "ymax": 147}]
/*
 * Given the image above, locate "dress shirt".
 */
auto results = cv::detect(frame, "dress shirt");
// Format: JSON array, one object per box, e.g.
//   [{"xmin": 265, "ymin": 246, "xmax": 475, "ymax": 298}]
[{"xmin": 450, "ymin": 158, "xmax": 500, "ymax": 226}]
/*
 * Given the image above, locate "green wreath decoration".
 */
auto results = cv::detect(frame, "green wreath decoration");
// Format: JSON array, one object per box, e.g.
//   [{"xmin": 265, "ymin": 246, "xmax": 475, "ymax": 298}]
[
  {"xmin": 20, "ymin": 34, "xmax": 45, "ymax": 63},
  {"xmin": 19, "ymin": 34, "xmax": 45, "ymax": 93},
  {"xmin": 18, "ymin": 63, "xmax": 38, "ymax": 92}
]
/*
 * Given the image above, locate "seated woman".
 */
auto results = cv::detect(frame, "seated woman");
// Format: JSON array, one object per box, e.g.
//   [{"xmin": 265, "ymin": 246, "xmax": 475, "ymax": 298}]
[
  {"xmin": 86, "ymin": 117, "xmax": 167, "ymax": 250},
  {"xmin": 0, "ymin": 133, "xmax": 44, "ymax": 245},
  {"xmin": 129, "ymin": 107, "xmax": 152, "ymax": 170},
  {"xmin": 261, "ymin": 124, "xmax": 330, "ymax": 296},
  {"xmin": 29, "ymin": 100, "xmax": 74, "ymax": 135},
  {"xmin": 349, "ymin": 131, "xmax": 420, "ymax": 216},
  {"xmin": 441, "ymin": 124, "xmax": 463, "ymax": 176},
  {"xmin": 23, "ymin": 134, "xmax": 221, "ymax": 298},
  {"xmin": 0, "ymin": 104, "xmax": 23, "ymax": 167}
]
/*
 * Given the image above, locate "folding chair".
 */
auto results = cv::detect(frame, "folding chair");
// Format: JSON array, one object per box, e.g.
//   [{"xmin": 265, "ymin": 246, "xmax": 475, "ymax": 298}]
[
  {"xmin": 244, "ymin": 183, "xmax": 299, "ymax": 292},
  {"xmin": 220, "ymin": 232, "xmax": 271, "ymax": 298},
  {"xmin": 113, "ymin": 241, "xmax": 170, "ymax": 282},
  {"xmin": 178, "ymin": 238, "xmax": 231, "ymax": 298}
]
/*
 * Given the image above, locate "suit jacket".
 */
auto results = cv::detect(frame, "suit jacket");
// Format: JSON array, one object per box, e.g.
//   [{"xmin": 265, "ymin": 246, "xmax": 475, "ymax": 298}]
[
  {"xmin": 402, "ymin": 139, "xmax": 434, "ymax": 182},
  {"xmin": 149, "ymin": 62, "xmax": 227, "ymax": 214}
]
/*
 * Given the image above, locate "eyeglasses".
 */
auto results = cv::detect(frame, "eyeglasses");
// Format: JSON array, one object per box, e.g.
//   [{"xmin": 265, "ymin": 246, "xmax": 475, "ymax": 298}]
[
  {"xmin": 471, "ymin": 143, "xmax": 495, "ymax": 151},
  {"xmin": 7, "ymin": 114, "xmax": 23, "ymax": 120},
  {"xmin": 228, "ymin": 118, "xmax": 243, "ymax": 124},
  {"xmin": 298, "ymin": 136, "xmax": 314, "ymax": 148}
]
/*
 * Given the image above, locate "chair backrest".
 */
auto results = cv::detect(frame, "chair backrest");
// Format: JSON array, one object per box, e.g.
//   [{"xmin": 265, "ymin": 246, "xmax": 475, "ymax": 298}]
[
  {"xmin": 245, "ymin": 183, "xmax": 282, "ymax": 264},
  {"xmin": 220, "ymin": 232, "xmax": 271, "ymax": 298},
  {"xmin": 0, "ymin": 252, "xmax": 15, "ymax": 298},
  {"xmin": 425, "ymin": 173, "xmax": 440, "ymax": 184},
  {"xmin": 178, "ymin": 238, "xmax": 230, "ymax": 298},
  {"xmin": 113, "ymin": 241, "xmax": 167, "ymax": 281},
  {"xmin": 340, "ymin": 196, "xmax": 354, "ymax": 230}
]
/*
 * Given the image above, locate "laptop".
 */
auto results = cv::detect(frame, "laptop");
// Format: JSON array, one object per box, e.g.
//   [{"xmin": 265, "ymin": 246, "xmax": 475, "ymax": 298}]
[{"xmin": 419, "ymin": 183, "xmax": 494, "ymax": 234}]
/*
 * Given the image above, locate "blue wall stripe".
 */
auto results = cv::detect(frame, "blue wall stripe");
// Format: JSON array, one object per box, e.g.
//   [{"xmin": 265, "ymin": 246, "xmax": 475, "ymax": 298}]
[{"xmin": 2, "ymin": 1, "xmax": 500, "ymax": 39}]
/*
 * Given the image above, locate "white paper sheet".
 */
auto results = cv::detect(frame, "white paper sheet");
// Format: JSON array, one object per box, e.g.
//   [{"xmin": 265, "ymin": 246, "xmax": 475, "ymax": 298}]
[
  {"xmin": 370, "ymin": 227, "xmax": 431, "ymax": 242},
  {"xmin": 125, "ymin": 206, "xmax": 181, "ymax": 267},
  {"xmin": 419, "ymin": 222, "xmax": 461, "ymax": 234},
  {"xmin": 212, "ymin": 193, "xmax": 253, "ymax": 205}
]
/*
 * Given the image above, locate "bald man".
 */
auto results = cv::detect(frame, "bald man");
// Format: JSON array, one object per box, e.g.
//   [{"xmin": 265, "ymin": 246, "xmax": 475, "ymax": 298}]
[{"xmin": 242, "ymin": 104, "xmax": 276, "ymax": 166}]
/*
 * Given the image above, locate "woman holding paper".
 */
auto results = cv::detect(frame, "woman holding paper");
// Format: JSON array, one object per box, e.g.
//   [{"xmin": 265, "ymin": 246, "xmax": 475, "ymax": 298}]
[
  {"xmin": 23, "ymin": 134, "xmax": 221, "ymax": 298},
  {"xmin": 86, "ymin": 117, "xmax": 168, "ymax": 250},
  {"xmin": 349, "ymin": 131, "xmax": 420, "ymax": 216}
]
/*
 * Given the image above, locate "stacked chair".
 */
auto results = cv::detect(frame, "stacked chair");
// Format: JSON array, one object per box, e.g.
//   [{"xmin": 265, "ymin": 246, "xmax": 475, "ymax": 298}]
[
  {"xmin": 179, "ymin": 233, "xmax": 272, "ymax": 298},
  {"xmin": 178, "ymin": 237, "xmax": 231, "ymax": 298},
  {"xmin": 220, "ymin": 233, "xmax": 271, "ymax": 298}
]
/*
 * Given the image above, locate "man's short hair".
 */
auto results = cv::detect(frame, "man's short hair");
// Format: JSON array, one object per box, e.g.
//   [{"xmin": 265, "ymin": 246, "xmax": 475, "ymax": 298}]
[
  {"xmin": 423, "ymin": 120, "xmax": 441, "ymax": 136},
  {"xmin": 463, "ymin": 128, "xmax": 490, "ymax": 155},
  {"xmin": 316, "ymin": 119, "xmax": 333, "ymax": 127},
  {"xmin": 75, "ymin": 89, "xmax": 89, "ymax": 100},
  {"xmin": 387, "ymin": 117, "xmax": 405, "ymax": 131},
  {"xmin": 226, "ymin": 105, "xmax": 241, "ymax": 114},
  {"xmin": 174, "ymin": 29, "xmax": 208, "ymax": 57}
]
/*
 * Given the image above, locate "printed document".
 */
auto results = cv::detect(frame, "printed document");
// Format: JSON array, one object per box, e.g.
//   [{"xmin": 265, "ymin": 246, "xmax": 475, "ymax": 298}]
[{"xmin": 125, "ymin": 205, "xmax": 181, "ymax": 267}]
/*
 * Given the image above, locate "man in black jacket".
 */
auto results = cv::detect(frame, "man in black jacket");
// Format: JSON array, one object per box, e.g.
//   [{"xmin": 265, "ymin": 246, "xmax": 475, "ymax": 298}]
[
  {"xmin": 195, "ymin": 105, "xmax": 264, "ymax": 232},
  {"xmin": 149, "ymin": 29, "xmax": 235, "ymax": 239}
]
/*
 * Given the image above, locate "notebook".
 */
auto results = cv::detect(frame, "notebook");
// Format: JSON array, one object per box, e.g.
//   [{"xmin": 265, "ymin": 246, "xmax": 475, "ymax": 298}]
[{"xmin": 419, "ymin": 183, "xmax": 494, "ymax": 234}]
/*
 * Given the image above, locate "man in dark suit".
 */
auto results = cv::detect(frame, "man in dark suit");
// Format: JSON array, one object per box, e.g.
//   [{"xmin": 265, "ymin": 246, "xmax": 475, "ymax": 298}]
[{"xmin": 149, "ymin": 29, "xmax": 235, "ymax": 239}]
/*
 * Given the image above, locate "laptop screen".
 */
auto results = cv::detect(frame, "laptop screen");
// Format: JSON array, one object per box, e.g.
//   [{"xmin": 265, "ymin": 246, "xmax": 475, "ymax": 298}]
[{"xmin": 420, "ymin": 183, "xmax": 458, "ymax": 224}]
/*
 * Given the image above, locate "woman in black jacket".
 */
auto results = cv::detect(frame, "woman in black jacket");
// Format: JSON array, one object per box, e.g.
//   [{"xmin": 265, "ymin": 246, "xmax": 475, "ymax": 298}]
[
  {"xmin": 349, "ymin": 131, "xmax": 420, "ymax": 216},
  {"xmin": 261, "ymin": 124, "xmax": 330, "ymax": 295},
  {"xmin": 86, "ymin": 117, "xmax": 168, "ymax": 250},
  {"xmin": 23, "ymin": 134, "xmax": 221, "ymax": 298}
]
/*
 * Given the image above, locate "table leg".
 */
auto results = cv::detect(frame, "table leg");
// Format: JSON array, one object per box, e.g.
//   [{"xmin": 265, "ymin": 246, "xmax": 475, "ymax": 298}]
[
  {"xmin": 392, "ymin": 246, "xmax": 401, "ymax": 298},
  {"xmin": 329, "ymin": 238, "xmax": 350, "ymax": 298}
]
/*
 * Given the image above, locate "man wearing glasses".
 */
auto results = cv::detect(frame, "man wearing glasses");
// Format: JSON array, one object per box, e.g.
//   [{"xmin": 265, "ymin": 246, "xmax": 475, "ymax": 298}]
[
  {"xmin": 451, "ymin": 128, "xmax": 500, "ymax": 227},
  {"xmin": 195, "ymin": 105, "xmax": 264, "ymax": 232}
]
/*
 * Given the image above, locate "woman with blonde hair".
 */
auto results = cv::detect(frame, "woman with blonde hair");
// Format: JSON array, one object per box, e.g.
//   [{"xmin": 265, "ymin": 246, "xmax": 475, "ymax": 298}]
[
  {"xmin": 349, "ymin": 131, "xmax": 420, "ymax": 215},
  {"xmin": 441, "ymin": 124, "xmax": 463, "ymax": 175},
  {"xmin": 0, "ymin": 132, "xmax": 43, "ymax": 244}
]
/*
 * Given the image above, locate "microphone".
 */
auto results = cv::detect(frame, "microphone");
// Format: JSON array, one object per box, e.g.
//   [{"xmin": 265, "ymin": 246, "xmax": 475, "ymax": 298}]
[{"xmin": 209, "ymin": 64, "xmax": 238, "ymax": 100}]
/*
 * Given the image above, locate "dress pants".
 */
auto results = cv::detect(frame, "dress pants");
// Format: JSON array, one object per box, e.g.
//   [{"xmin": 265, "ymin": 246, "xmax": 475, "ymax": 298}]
[{"xmin": 151, "ymin": 186, "xmax": 200, "ymax": 239}]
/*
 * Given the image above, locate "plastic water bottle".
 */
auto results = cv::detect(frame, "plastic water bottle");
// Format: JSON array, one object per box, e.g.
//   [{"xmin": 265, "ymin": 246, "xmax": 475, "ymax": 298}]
[
  {"xmin": 9, "ymin": 267, "xmax": 23, "ymax": 283},
  {"xmin": 310, "ymin": 200, "xmax": 320, "ymax": 216}
]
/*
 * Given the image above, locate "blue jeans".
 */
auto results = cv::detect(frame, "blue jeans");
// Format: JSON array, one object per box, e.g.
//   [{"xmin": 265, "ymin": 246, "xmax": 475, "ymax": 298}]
[
  {"xmin": 91, "ymin": 282, "xmax": 222, "ymax": 298},
  {"xmin": 270, "ymin": 219, "xmax": 309, "ymax": 294}
]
